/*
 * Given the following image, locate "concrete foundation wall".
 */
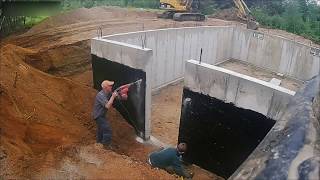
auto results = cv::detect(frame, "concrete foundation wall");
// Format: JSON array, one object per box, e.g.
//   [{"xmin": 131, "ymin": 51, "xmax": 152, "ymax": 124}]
[
  {"xmin": 104, "ymin": 26, "xmax": 234, "ymax": 90},
  {"xmin": 185, "ymin": 60, "xmax": 295, "ymax": 120},
  {"xmin": 232, "ymin": 27, "xmax": 320, "ymax": 81},
  {"xmin": 91, "ymin": 26, "xmax": 320, "ymax": 139},
  {"xmin": 104, "ymin": 26, "xmax": 320, "ymax": 84},
  {"xmin": 91, "ymin": 38, "xmax": 152, "ymax": 139}
]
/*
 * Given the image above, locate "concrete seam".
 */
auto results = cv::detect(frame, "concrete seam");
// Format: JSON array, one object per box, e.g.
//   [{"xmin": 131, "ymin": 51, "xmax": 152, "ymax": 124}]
[
  {"xmin": 196, "ymin": 29, "xmax": 201, "ymax": 62},
  {"xmin": 288, "ymin": 47, "xmax": 294, "ymax": 76},
  {"xmin": 154, "ymin": 31, "xmax": 159, "ymax": 87},
  {"xmin": 164, "ymin": 31, "xmax": 169, "ymax": 84},
  {"xmin": 181, "ymin": 29, "xmax": 186, "ymax": 76},
  {"xmin": 195, "ymin": 65, "xmax": 201, "ymax": 91},
  {"xmin": 234, "ymin": 77, "xmax": 241, "ymax": 106},
  {"xmin": 173, "ymin": 29, "xmax": 177, "ymax": 78},
  {"xmin": 266, "ymin": 91, "xmax": 275, "ymax": 118},
  {"xmin": 224, "ymin": 74, "xmax": 230, "ymax": 102},
  {"xmin": 285, "ymin": 44, "xmax": 294, "ymax": 76}
]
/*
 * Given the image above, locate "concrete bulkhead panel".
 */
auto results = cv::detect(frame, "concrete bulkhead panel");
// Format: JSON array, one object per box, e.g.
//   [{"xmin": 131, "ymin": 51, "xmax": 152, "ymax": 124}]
[
  {"xmin": 184, "ymin": 60, "xmax": 295, "ymax": 120},
  {"xmin": 92, "ymin": 54, "xmax": 147, "ymax": 139}
]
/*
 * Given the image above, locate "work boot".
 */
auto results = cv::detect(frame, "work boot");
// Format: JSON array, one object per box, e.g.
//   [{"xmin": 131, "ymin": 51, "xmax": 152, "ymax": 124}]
[{"xmin": 94, "ymin": 143, "xmax": 103, "ymax": 149}]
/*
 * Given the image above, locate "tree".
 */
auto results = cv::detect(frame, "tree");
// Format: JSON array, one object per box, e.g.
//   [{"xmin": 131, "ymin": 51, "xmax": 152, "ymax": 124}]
[{"xmin": 283, "ymin": 1, "xmax": 306, "ymax": 34}]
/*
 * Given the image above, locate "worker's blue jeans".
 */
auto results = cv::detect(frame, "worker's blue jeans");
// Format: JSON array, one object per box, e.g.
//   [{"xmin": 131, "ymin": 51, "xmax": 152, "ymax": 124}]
[{"xmin": 95, "ymin": 116, "xmax": 112, "ymax": 145}]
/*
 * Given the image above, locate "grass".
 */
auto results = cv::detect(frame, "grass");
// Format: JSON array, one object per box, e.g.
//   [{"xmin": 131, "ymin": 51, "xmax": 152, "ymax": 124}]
[{"xmin": 25, "ymin": 16, "xmax": 48, "ymax": 28}]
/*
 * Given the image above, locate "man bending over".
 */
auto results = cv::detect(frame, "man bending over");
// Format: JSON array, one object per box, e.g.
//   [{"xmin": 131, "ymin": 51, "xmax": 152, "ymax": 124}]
[{"xmin": 148, "ymin": 143, "xmax": 193, "ymax": 178}]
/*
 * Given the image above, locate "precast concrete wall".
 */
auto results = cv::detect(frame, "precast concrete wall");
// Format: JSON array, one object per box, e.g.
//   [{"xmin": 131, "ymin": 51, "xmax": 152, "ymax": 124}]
[
  {"xmin": 91, "ymin": 26, "xmax": 320, "ymax": 141},
  {"xmin": 91, "ymin": 38, "xmax": 152, "ymax": 139},
  {"xmin": 231, "ymin": 27, "xmax": 320, "ymax": 81},
  {"xmin": 104, "ymin": 26, "xmax": 320, "ymax": 85},
  {"xmin": 104, "ymin": 26, "xmax": 234, "ymax": 90},
  {"xmin": 185, "ymin": 60, "xmax": 295, "ymax": 120}
]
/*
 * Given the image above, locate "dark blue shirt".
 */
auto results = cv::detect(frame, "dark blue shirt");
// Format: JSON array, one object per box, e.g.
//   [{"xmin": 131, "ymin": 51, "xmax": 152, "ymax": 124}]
[
  {"xmin": 149, "ymin": 147, "xmax": 190, "ymax": 177},
  {"xmin": 92, "ymin": 90, "xmax": 111, "ymax": 119}
]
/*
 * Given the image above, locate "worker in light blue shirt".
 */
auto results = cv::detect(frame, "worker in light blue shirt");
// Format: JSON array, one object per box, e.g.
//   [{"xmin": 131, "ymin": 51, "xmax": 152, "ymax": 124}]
[{"xmin": 148, "ymin": 143, "xmax": 193, "ymax": 178}]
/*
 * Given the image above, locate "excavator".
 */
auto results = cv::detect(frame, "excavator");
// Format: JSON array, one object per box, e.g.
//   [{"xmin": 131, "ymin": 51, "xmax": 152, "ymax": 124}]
[
  {"xmin": 233, "ymin": 0, "xmax": 259, "ymax": 30},
  {"xmin": 158, "ymin": 0, "xmax": 205, "ymax": 21},
  {"xmin": 158, "ymin": 0, "xmax": 259, "ymax": 30}
]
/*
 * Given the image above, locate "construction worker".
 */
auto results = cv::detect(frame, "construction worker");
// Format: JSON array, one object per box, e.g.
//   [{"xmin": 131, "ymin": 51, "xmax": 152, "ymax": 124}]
[
  {"xmin": 92, "ymin": 80, "xmax": 118, "ymax": 147},
  {"xmin": 148, "ymin": 143, "xmax": 193, "ymax": 178}
]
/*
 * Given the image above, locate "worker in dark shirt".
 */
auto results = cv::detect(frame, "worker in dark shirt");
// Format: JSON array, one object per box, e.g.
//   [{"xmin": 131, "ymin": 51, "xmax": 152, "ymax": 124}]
[
  {"xmin": 148, "ymin": 143, "xmax": 193, "ymax": 178},
  {"xmin": 92, "ymin": 80, "xmax": 118, "ymax": 146}
]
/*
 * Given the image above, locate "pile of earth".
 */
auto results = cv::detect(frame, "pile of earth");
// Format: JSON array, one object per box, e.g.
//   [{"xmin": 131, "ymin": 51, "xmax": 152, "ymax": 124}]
[{"xmin": 0, "ymin": 44, "xmax": 174, "ymax": 178}]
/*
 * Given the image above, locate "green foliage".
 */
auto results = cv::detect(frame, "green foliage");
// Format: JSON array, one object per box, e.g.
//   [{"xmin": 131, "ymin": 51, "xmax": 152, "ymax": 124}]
[
  {"xmin": 25, "ymin": 16, "xmax": 48, "ymax": 28},
  {"xmin": 130, "ymin": 0, "xmax": 159, "ymax": 8},
  {"xmin": 252, "ymin": 0, "xmax": 320, "ymax": 44},
  {"xmin": 199, "ymin": 0, "xmax": 217, "ymax": 15},
  {"xmin": 61, "ymin": 0, "xmax": 159, "ymax": 10}
]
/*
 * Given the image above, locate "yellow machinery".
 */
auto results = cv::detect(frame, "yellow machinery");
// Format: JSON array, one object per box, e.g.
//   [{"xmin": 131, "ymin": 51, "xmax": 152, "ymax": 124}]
[
  {"xmin": 159, "ymin": 0, "xmax": 188, "ymax": 11},
  {"xmin": 158, "ymin": 0, "xmax": 205, "ymax": 21},
  {"xmin": 158, "ymin": 0, "xmax": 259, "ymax": 29},
  {"xmin": 233, "ymin": 0, "xmax": 259, "ymax": 29}
]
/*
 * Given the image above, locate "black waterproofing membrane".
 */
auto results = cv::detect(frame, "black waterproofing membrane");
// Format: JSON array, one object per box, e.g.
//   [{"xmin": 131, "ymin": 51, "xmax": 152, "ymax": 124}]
[{"xmin": 178, "ymin": 88, "xmax": 275, "ymax": 178}]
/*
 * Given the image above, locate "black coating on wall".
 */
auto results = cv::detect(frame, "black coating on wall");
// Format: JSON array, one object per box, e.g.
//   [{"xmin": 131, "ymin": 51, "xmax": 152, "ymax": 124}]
[
  {"xmin": 92, "ymin": 54, "xmax": 146, "ymax": 139},
  {"xmin": 178, "ymin": 88, "xmax": 276, "ymax": 178}
]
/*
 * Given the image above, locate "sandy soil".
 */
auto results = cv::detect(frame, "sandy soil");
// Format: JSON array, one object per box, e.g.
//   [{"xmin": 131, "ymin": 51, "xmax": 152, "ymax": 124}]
[
  {"xmin": 1, "ymin": 6, "xmax": 317, "ymax": 179},
  {"xmin": 151, "ymin": 82, "xmax": 184, "ymax": 145},
  {"xmin": 0, "ymin": 44, "xmax": 173, "ymax": 179}
]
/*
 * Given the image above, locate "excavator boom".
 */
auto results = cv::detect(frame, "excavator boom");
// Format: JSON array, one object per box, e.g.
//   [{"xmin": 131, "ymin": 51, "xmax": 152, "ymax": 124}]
[{"xmin": 233, "ymin": 0, "xmax": 259, "ymax": 29}]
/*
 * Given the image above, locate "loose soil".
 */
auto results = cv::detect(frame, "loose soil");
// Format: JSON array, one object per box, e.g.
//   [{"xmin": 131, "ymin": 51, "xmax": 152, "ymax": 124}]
[
  {"xmin": 151, "ymin": 82, "xmax": 184, "ymax": 146},
  {"xmin": 1, "ymin": 6, "xmax": 317, "ymax": 179}
]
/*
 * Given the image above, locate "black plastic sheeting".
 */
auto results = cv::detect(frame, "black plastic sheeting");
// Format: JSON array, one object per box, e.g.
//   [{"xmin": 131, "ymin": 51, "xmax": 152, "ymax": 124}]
[
  {"xmin": 92, "ymin": 54, "xmax": 146, "ymax": 139},
  {"xmin": 252, "ymin": 75, "xmax": 320, "ymax": 180},
  {"xmin": 178, "ymin": 88, "xmax": 275, "ymax": 178}
]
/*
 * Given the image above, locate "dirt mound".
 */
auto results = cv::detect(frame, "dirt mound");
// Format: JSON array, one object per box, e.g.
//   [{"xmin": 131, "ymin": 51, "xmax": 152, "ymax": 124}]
[
  {"xmin": 0, "ymin": 44, "xmax": 168, "ymax": 178},
  {"xmin": 0, "ymin": 44, "xmax": 94, "ymax": 177},
  {"xmin": 28, "ymin": 6, "xmax": 156, "ymax": 34}
]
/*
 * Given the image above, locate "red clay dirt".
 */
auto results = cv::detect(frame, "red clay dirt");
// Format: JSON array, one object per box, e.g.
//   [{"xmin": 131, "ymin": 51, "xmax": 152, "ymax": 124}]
[
  {"xmin": 1, "ymin": 6, "xmax": 317, "ymax": 179},
  {"xmin": 0, "ymin": 44, "xmax": 173, "ymax": 179}
]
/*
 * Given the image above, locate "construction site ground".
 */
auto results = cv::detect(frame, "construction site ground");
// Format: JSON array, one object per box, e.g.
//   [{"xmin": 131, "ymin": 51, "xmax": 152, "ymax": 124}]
[
  {"xmin": 217, "ymin": 59, "xmax": 303, "ymax": 91},
  {"xmin": 0, "ymin": 6, "xmax": 317, "ymax": 179}
]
